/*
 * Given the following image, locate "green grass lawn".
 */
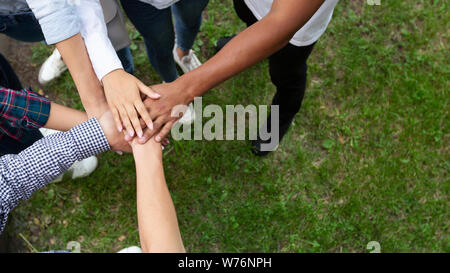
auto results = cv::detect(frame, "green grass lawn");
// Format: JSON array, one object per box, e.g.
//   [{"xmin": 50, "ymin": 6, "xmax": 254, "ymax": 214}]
[{"xmin": 11, "ymin": 0, "xmax": 449, "ymax": 252}]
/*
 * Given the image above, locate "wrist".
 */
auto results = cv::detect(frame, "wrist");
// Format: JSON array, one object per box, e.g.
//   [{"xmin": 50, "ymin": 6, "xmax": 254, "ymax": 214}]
[
  {"xmin": 132, "ymin": 141, "xmax": 162, "ymax": 158},
  {"xmin": 177, "ymin": 71, "xmax": 205, "ymax": 102},
  {"xmin": 84, "ymin": 99, "xmax": 109, "ymax": 118},
  {"xmin": 101, "ymin": 68, "xmax": 125, "ymax": 85}
]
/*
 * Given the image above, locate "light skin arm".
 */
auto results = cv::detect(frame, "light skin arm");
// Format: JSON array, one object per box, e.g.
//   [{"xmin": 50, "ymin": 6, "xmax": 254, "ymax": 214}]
[
  {"xmin": 43, "ymin": 102, "xmax": 87, "ymax": 131},
  {"xmin": 131, "ymin": 140, "xmax": 185, "ymax": 253},
  {"xmin": 138, "ymin": 0, "xmax": 325, "ymax": 143},
  {"xmin": 55, "ymin": 34, "xmax": 109, "ymax": 119},
  {"xmin": 74, "ymin": 0, "xmax": 160, "ymax": 138}
]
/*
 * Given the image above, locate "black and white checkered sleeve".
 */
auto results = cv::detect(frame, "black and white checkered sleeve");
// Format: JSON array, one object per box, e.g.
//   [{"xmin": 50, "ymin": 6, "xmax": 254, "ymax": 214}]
[{"xmin": 0, "ymin": 118, "xmax": 110, "ymax": 233}]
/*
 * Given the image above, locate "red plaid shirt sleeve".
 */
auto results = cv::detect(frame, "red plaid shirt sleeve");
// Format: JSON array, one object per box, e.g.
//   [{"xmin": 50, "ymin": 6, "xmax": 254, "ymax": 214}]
[{"xmin": 0, "ymin": 86, "xmax": 51, "ymax": 141}]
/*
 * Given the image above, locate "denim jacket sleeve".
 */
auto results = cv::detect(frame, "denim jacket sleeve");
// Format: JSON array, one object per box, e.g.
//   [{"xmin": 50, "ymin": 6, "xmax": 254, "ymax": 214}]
[{"xmin": 26, "ymin": 0, "xmax": 81, "ymax": 45}]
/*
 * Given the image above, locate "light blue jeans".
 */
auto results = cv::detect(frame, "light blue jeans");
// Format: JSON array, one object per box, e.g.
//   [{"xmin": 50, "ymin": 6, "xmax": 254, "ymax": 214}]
[{"xmin": 121, "ymin": 0, "xmax": 209, "ymax": 82}]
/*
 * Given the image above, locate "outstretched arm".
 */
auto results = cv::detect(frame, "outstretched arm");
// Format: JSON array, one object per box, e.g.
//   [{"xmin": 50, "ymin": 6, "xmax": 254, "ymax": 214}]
[
  {"xmin": 44, "ymin": 102, "xmax": 87, "ymax": 131},
  {"xmin": 55, "ymin": 34, "xmax": 109, "ymax": 119},
  {"xmin": 0, "ymin": 110, "xmax": 132, "ymax": 234},
  {"xmin": 0, "ymin": 86, "xmax": 86, "ymax": 135},
  {"xmin": 76, "ymin": 0, "xmax": 159, "ymax": 138},
  {"xmin": 140, "ymin": 0, "xmax": 326, "ymax": 143},
  {"xmin": 0, "ymin": 119, "xmax": 109, "ymax": 234},
  {"xmin": 26, "ymin": 0, "xmax": 109, "ymax": 118},
  {"xmin": 131, "ymin": 140, "xmax": 185, "ymax": 253}
]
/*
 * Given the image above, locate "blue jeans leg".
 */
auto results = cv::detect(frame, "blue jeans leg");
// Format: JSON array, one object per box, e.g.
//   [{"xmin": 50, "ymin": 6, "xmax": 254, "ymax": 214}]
[
  {"xmin": 0, "ymin": 11, "xmax": 45, "ymax": 43},
  {"xmin": 172, "ymin": 0, "xmax": 209, "ymax": 52},
  {"xmin": 120, "ymin": 0, "xmax": 178, "ymax": 82},
  {"xmin": 116, "ymin": 46, "xmax": 134, "ymax": 75}
]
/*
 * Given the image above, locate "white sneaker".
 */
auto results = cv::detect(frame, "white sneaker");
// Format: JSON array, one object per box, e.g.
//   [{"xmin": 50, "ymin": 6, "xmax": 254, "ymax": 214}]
[
  {"xmin": 39, "ymin": 128, "xmax": 98, "ymax": 182},
  {"xmin": 178, "ymin": 102, "xmax": 195, "ymax": 125},
  {"xmin": 117, "ymin": 246, "xmax": 142, "ymax": 253},
  {"xmin": 173, "ymin": 45, "xmax": 202, "ymax": 74},
  {"xmin": 38, "ymin": 49, "xmax": 68, "ymax": 85}
]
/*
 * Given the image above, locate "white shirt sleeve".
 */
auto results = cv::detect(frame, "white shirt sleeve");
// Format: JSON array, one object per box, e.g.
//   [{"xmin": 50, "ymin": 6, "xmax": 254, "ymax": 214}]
[
  {"xmin": 26, "ymin": 0, "xmax": 81, "ymax": 45},
  {"xmin": 75, "ymin": 0, "xmax": 123, "ymax": 81}
]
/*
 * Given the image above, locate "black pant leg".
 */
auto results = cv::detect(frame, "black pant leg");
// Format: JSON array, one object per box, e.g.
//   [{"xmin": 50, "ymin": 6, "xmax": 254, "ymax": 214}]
[
  {"xmin": 233, "ymin": 0, "xmax": 258, "ymax": 27},
  {"xmin": 0, "ymin": 53, "xmax": 22, "ymax": 90},
  {"xmin": 268, "ymin": 42, "xmax": 315, "ymax": 125},
  {"xmin": 233, "ymin": 0, "xmax": 316, "ymax": 140}
]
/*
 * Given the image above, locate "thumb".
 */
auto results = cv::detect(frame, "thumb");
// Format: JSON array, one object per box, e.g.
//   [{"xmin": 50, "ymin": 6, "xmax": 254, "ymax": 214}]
[{"xmin": 138, "ymin": 81, "xmax": 161, "ymax": 99}]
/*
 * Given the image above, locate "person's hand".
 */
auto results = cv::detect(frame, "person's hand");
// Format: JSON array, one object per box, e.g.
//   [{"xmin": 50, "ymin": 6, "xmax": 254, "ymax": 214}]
[
  {"xmin": 98, "ymin": 110, "xmax": 132, "ymax": 153},
  {"xmin": 129, "ymin": 135, "xmax": 169, "ymax": 162},
  {"xmin": 129, "ymin": 137, "xmax": 162, "ymax": 156},
  {"xmin": 138, "ymin": 81, "xmax": 194, "ymax": 144},
  {"xmin": 102, "ymin": 69, "xmax": 161, "ymax": 139}
]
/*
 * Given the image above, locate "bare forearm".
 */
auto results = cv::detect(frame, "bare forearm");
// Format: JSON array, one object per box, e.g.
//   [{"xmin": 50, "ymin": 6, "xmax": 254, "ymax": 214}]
[
  {"xmin": 133, "ymin": 144, "xmax": 185, "ymax": 253},
  {"xmin": 44, "ymin": 102, "xmax": 87, "ymax": 131},
  {"xmin": 179, "ymin": 0, "xmax": 324, "ymax": 99},
  {"xmin": 55, "ymin": 34, "xmax": 108, "ymax": 118}
]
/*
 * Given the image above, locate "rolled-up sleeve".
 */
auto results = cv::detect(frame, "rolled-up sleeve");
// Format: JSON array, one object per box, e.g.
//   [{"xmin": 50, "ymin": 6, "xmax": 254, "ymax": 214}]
[
  {"xmin": 26, "ymin": 0, "xmax": 81, "ymax": 44},
  {"xmin": 0, "ymin": 87, "xmax": 51, "ymax": 134},
  {"xmin": 76, "ymin": 0, "xmax": 123, "ymax": 81}
]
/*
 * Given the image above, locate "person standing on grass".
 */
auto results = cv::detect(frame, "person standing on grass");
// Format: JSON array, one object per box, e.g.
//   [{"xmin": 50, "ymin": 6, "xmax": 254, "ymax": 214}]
[{"xmin": 138, "ymin": 0, "xmax": 339, "ymax": 156}]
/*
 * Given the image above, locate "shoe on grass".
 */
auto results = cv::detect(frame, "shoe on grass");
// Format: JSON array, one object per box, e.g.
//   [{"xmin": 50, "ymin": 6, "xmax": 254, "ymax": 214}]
[
  {"xmin": 178, "ymin": 102, "xmax": 196, "ymax": 125},
  {"xmin": 38, "ymin": 48, "xmax": 67, "ymax": 85},
  {"xmin": 117, "ymin": 246, "xmax": 142, "ymax": 253},
  {"xmin": 39, "ymin": 128, "xmax": 98, "ymax": 182},
  {"xmin": 173, "ymin": 45, "xmax": 202, "ymax": 74},
  {"xmin": 251, "ymin": 116, "xmax": 294, "ymax": 157},
  {"xmin": 171, "ymin": 46, "xmax": 200, "ymax": 125}
]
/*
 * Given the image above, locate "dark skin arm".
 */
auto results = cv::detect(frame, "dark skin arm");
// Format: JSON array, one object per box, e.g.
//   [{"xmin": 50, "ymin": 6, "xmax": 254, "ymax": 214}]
[{"xmin": 133, "ymin": 0, "xmax": 325, "ymax": 143}]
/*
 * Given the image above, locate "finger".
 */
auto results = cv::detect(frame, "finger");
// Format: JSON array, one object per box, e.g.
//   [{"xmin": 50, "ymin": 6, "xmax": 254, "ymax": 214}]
[
  {"xmin": 139, "ymin": 116, "xmax": 165, "ymax": 144},
  {"xmin": 138, "ymin": 81, "xmax": 161, "ymax": 99},
  {"xmin": 117, "ymin": 104, "xmax": 134, "ymax": 138},
  {"xmin": 139, "ymin": 118, "xmax": 147, "ymax": 129},
  {"xmin": 156, "ymin": 120, "xmax": 175, "ymax": 142},
  {"xmin": 135, "ymin": 100, "xmax": 153, "ymax": 131},
  {"xmin": 111, "ymin": 107, "xmax": 123, "ymax": 132},
  {"xmin": 123, "ymin": 130, "xmax": 133, "ymax": 142},
  {"xmin": 162, "ymin": 138, "xmax": 170, "ymax": 146},
  {"xmin": 125, "ymin": 103, "xmax": 143, "ymax": 138}
]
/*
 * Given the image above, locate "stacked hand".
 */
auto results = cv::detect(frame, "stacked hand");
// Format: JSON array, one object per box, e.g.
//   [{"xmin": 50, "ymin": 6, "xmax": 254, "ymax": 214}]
[
  {"xmin": 138, "ymin": 81, "xmax": 194, "ymax": 144},
  {"xmin": 102, "ymin": 69, "xmax": 161, "ymax": 139},
  {"xmin": 98, "ymin": 111, "xmax": 132, "ymax": 153},
  {"xmin": 98, "ymin": 70, "xmax": 192, "ymax": 148}
]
